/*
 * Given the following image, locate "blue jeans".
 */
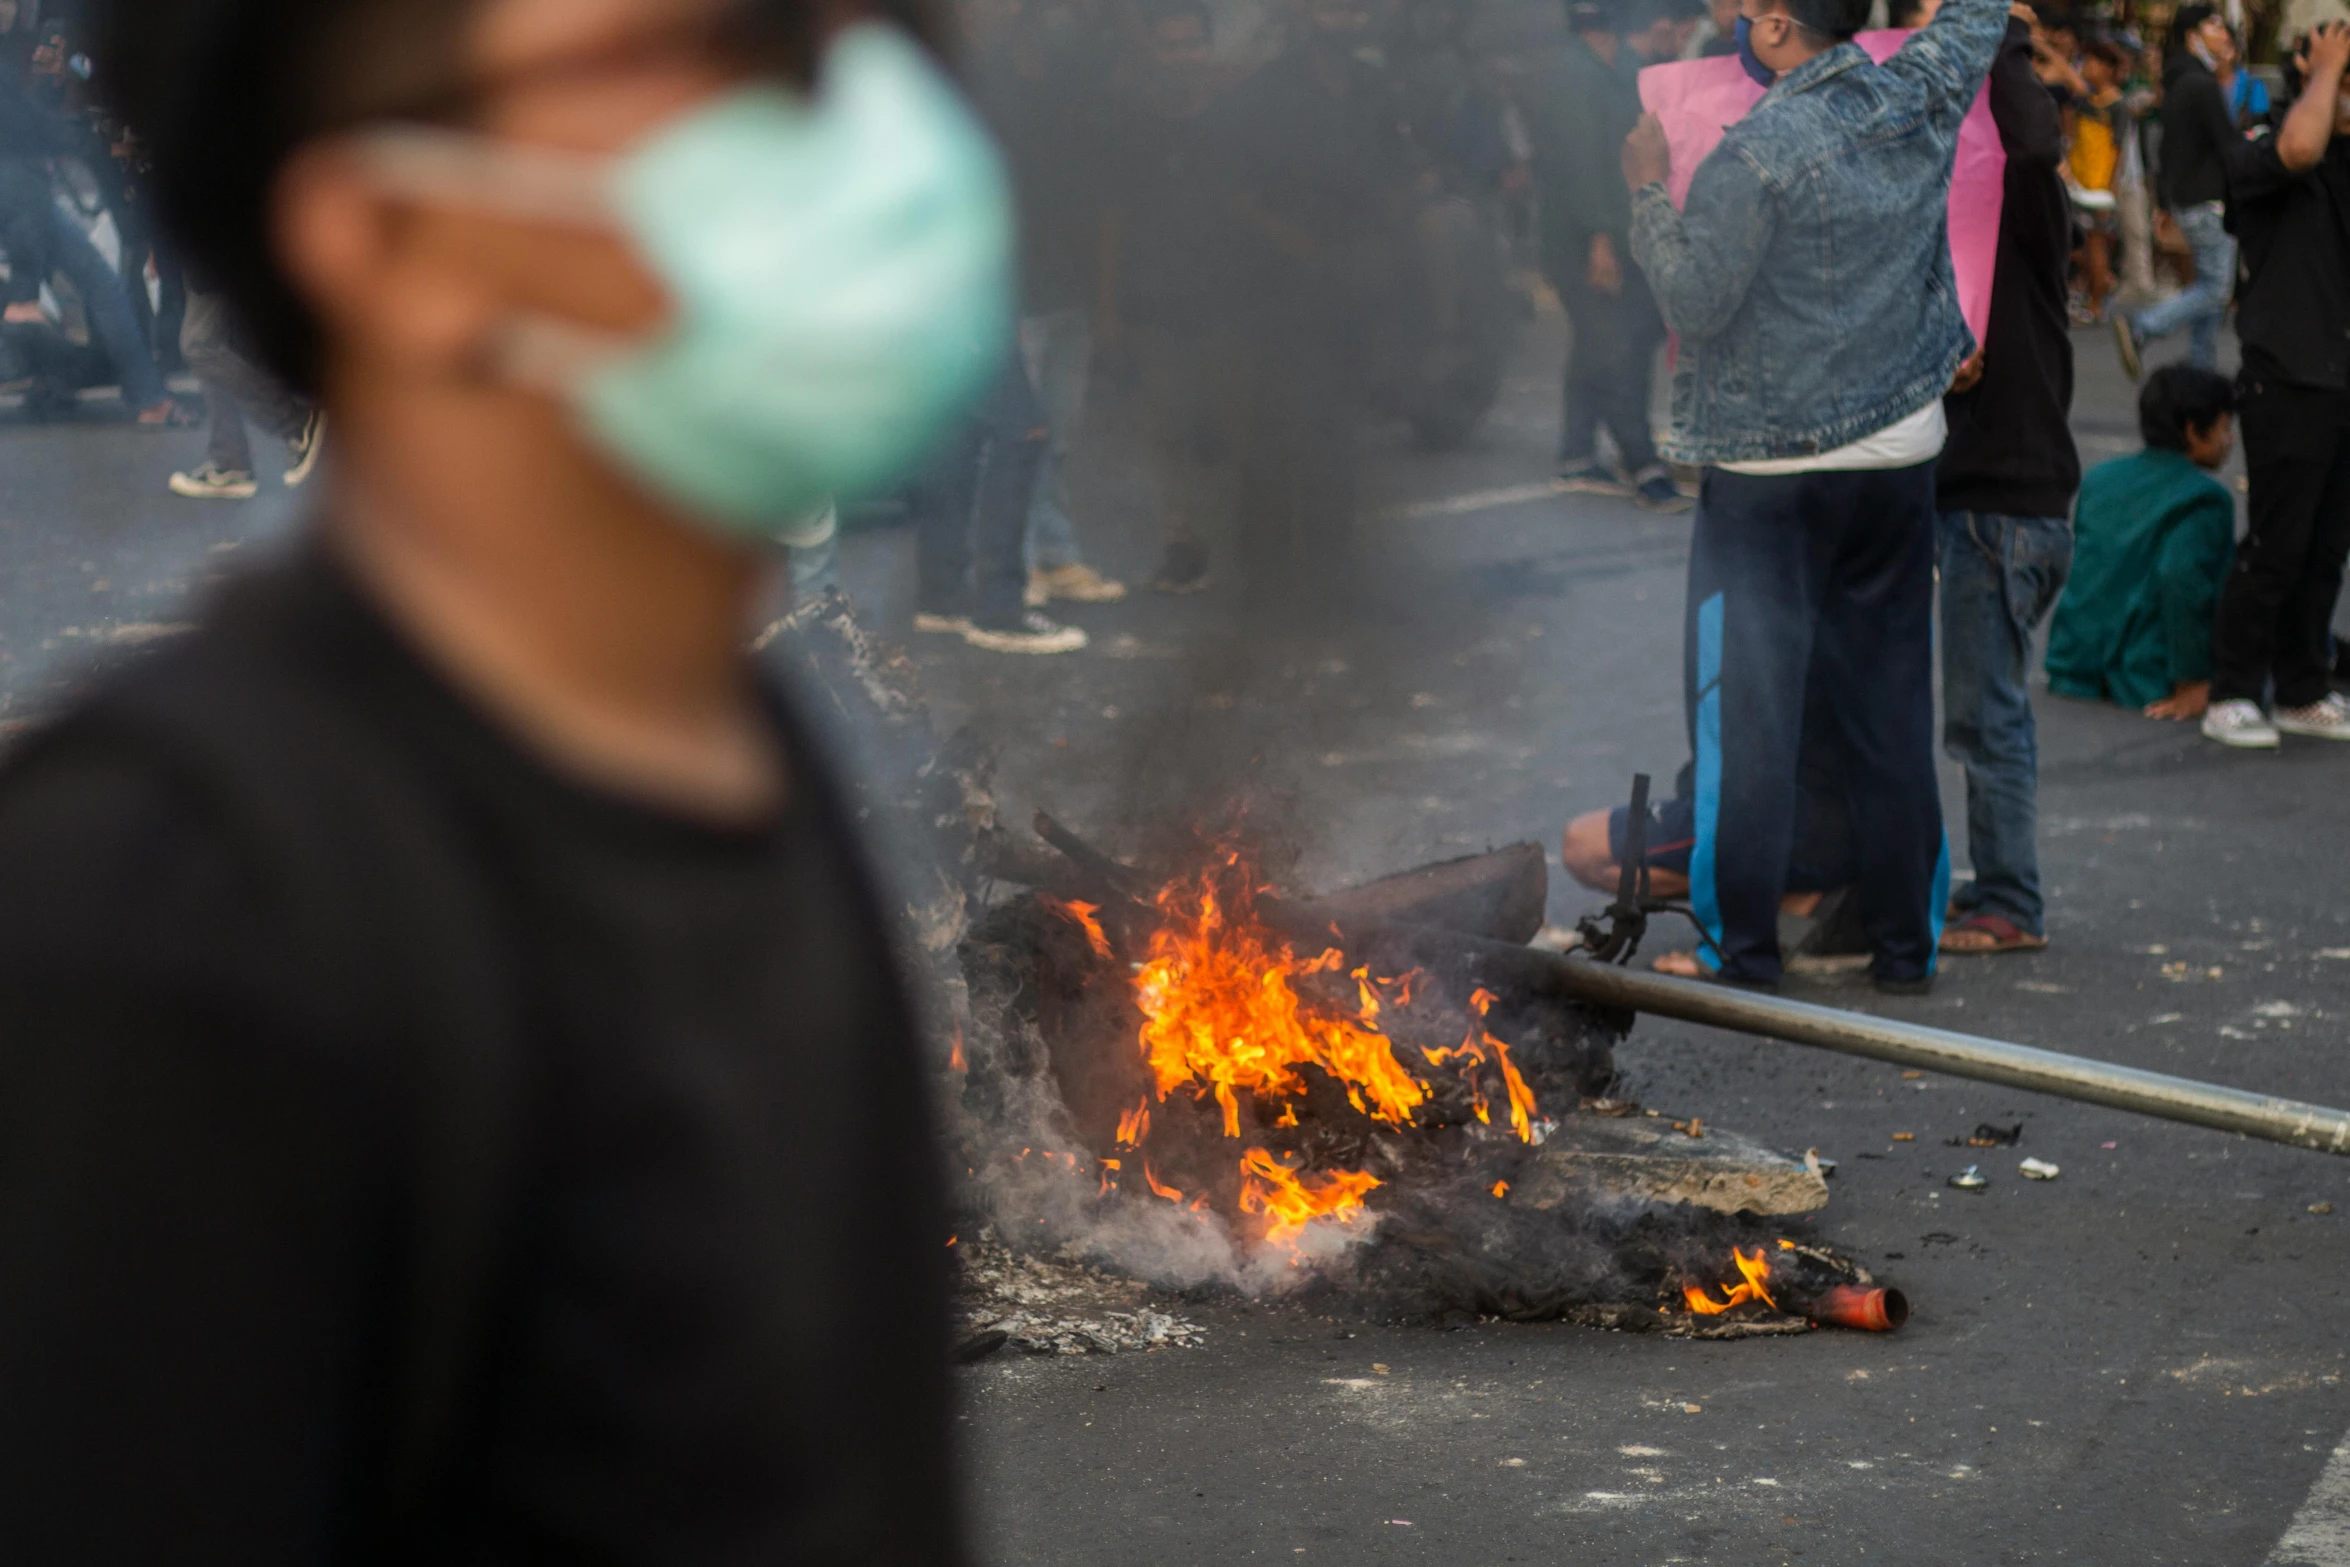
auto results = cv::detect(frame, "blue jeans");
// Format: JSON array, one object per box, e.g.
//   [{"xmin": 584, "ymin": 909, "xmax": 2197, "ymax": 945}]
[
  {"xmin": 47, "ymin": 202, "xmax": 167, "ymax": 409},
  {"xmin": 1937, "ymin": 510, "xmax": 2071, "ymax": 936},
  {"xmin": 1018, "ymin": 307, "xmax": 1091, "ymax": 572},
  {"xmin": 2129, "ymin": 201, "xmax": 2234, "ymax": 372}
]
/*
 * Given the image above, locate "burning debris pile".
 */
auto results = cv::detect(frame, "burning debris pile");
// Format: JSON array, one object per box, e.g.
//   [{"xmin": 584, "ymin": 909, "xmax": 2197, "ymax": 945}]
[{"xmin": 948, "ymin": 814, "xmax": 1897, "ymax": 1338}]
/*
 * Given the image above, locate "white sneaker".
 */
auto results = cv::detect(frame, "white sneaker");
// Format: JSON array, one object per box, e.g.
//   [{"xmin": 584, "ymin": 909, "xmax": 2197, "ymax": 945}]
[
  {"xmin": 2201, "ymin": 698, "xmax": 2281, "ymax": 749},
  {"xmin": 167, "ymin": 462, "xmax": 258, "ymax": 500},
  {"xmin": 2274, "ymin": 691, "xmax": 2350, "ymax": 740},
  {"xmin": 282, "ymin": 408, "xmax": 326, "ymax": 488},
  {"xmin": 912, "ymin": 611, "xmax": 972, "ymax": 635},
  {"xmin": 962, "ymin": 611, "xmax": 1088, "ymax": 655}
]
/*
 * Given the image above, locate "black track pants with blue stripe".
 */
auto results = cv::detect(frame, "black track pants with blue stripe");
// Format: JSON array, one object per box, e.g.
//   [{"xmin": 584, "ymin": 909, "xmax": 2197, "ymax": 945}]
[{"xmin": 1683, "ymin": 461, "xmax": 1950, "ymax": 986}]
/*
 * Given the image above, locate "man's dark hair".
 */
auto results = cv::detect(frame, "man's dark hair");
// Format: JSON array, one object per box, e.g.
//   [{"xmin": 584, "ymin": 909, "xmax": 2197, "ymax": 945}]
[
  {"xmin": 1625, "ymin": 0, "xmax": 1703, "ymax": 28},
  {"xmin": 91, "ymin": 0, "xmax": 927, "ymax": 396},
  {"xmin": 1885, "ymin": 0, "xmax": 1930, "ymax": 28},
  {"xmin": 2167, "ymin": 2, "xmax": 2216, "ymax": 52},
  {"xmin": 1779, "ymin": 0, "xmax": 1870, "ymax": 43},
  {"xmin": 2081, "ymin": 36, "xmax": 2125, "ymax": 69},
  {"xmin": 2138, "ymin": 363, "xmax": 2236, "ymax": 450},
  {"xmin": 1566, "ymin": 0, "xmax": 1622, "ymax": 34}
]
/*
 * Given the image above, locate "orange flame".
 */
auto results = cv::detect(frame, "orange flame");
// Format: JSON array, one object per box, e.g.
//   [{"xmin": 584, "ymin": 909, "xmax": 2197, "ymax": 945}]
[
  {"xmin": 1043, "ymin": 897, "xmax": 1115, "ymax": 959},
  {"xmin": 1491, "ymin": 1180, "xmax": 1509, "ymax": 1199},
  {"xmin": 1238, "ymin": 1147, "xmax": 1381, "ymax": 1243},
  {"xmin": 1115, "ymin": 1102, "xmax": 1151, "ymax": 1147},
  {"xmin": 1142, "ymin": 1162, "xmax": 1185, "ymax": 1203},
  {"xmin": 1133, "ymin": 855, "xmax": 1428, "ymax": 1137},
  {"xmin": 949, "ymin": 1029, "xmax": 966, "ymax": 1072},
  {"xmin": 1683, "ymin": 1246, "xmax": 1779, "ymax": 1315}
]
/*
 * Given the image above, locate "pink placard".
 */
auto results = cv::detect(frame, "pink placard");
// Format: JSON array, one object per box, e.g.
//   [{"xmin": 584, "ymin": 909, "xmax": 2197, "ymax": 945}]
[{"xmin": 1636, "ymin": 31, "xmax": 2005, "ymax": 346}]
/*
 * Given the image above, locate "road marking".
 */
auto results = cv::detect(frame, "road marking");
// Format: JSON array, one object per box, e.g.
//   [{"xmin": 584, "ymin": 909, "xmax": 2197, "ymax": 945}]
[
  {"xmin": 2268, "ymin": 1432, "xmax": 2350, "ymax": 1565},
  {"xmin": 1376, "ymin": 480, "xmax": 1566, "ymax": 522}
]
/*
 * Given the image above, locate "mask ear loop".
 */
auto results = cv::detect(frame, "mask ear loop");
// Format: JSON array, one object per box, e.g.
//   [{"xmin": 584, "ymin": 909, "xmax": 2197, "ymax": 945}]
[{"xmin": 348, "ymin": 123, "xmax": 620, "ymax": 229}]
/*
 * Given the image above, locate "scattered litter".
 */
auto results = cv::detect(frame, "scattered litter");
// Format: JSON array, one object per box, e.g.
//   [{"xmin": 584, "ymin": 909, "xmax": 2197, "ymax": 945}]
[
  {"xmin": 1805, "ymin": 1149, "xmax": 1837, "ymax": 1179},
  {"xmin": 1672, "ymin": 1117, "xmax": 1706, "ymax": 1138},
  {"xmin": 1901, "ymin": 1071, "xmax": 1924, "ymax": 1080},
  {"xmin": 2312, "ymin": 1202, "xmax": 2335, "ymax": 1216},
  {"xmin": 2316, "ymin": 949, "xmax": 2350, "ymax": 960},
  {"xmin": 1387, "ymin": 1520, "xmax": 1413, "ymax": 1527},
  {"xmin": 1892, "ymin": 1132, "xmax": 1916, "ymax": 1142},
  {"xmin": 1966, "ymin": 1122, "xmax": 2023, "ymax": 1147},
  {"xmin": 2101, "ymin": 1141, "xmax": 2118, "ymax": 1149},
  {"xmin": 1373, "ymin": 1363, "xmax": 1391, "ymax": 1375},
  {"xmin": 953, "ymin": 1230, "xmax": 1207, "ymax": 1355},
  {"xmin": 1682, "ymin": 1403, "xmax": 1703, "ymax": 1414},
  {"xmin": 2019, "ymin": 1158, "xmax": 2061, "ymax": 1181},
  {"xmin": 1948, "ymin": 1166, "xmax": 1988, "ymax": 1191},
  {"xmin": 1500, "ymin": 1457, "xmax": 1527, "ymax": 1467}
]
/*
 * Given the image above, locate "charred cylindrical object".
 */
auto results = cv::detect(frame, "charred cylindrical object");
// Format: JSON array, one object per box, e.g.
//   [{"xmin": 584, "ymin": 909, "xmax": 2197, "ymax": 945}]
[{"xmin": 1807, "ymin": 1285, "xmax": 1908, "ymax": 1332}]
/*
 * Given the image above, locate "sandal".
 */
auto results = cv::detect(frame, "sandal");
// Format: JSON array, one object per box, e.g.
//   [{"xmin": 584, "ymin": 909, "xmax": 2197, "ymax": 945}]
[{"xmin": 1939, "ymin": 912, "xmax": 2048, "ymax": 955}]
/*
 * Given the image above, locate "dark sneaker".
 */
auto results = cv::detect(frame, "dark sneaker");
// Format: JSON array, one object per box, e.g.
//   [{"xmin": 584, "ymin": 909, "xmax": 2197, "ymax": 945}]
[
  {"xmin": 1556, "ymin": 458, "xmax": 1632, "ymax": 496},
  {"xmin": 962, "ymin": 610, "xmax": 1088, "ymax": 655},
  {"xmin": 2111, "ymin": 313, "xmax": 2142, "ymax": 382},
  {"xmin": 283, "ymin": 408, "xmax": 327, "ymax": 488},
  {"xmin": 1873, "ymin": 971, "xmax": 1934, "ymax": 997},
  {"xmin": 167, "ymin": 462, "xmax": 259, "ymax": 500},
  {"xmin": 1632, "ymin": 469, "xmax": 1693, "ymax": 513},
  {"xmin": 1150, "ymin": 541, "xmax": 1211, "ymax": 595}
]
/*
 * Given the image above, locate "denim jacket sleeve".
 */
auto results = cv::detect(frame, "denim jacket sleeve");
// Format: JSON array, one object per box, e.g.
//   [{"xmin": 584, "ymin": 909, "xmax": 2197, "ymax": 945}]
[
  {"xmin": 1628, "ymin": 154, "xmax": 1776, "ymax": 343},
  {"xmin": 1880, "ymin": 0, "xmax": 2010, "ymax": 136}
]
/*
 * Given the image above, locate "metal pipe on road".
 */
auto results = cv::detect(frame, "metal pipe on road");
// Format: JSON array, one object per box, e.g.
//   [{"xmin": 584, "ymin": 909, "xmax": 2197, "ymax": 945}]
[{"xmin": 1549, "ymin": 959, "xmax": 2350, "ymax": 1158}]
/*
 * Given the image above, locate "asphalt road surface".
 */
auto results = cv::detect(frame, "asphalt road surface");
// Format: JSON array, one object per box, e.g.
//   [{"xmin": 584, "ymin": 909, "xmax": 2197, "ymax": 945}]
[{"xmin": 1, "ymin": 312, "xmax": 2345, "ymax": 1565}]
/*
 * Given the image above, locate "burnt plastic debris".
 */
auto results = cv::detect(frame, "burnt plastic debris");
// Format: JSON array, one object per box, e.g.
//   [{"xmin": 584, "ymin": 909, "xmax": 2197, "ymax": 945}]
[
  {"xmin": 1805, "ymin": 1284, "xmax": 1909, "ymax": 1332},
  {"xmin": 1968, "ymin": 1122, "xmax": 2023, "ymax": 1147}
]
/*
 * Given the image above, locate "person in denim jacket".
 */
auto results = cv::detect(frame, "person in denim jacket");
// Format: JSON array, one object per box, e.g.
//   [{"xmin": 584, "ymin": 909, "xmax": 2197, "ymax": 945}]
[{"xmin": 1615, "ymin": 0, "xmax": 2006, "ymax": 993}]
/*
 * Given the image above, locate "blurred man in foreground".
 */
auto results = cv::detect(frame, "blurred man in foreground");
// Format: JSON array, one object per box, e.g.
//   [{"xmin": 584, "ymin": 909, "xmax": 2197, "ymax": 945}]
[
  {"xmin": 1621, "ymin": 0, "xmax": 2006, "ymax": 991},
  {"xmin": 0, "ymin": 0, "xmax": 989, "ymax": 1557}
]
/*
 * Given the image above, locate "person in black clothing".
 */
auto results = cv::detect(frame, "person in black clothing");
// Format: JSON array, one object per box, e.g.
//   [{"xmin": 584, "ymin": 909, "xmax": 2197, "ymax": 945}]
[
  {"xmin": 0, "ymin": 0, "xmax": 971, "ymax": 1561},
  {"xmin": 1525, "ymin": 0, "xmax": 1686, "ymax": 512},
  {"xmin": 2199, "ymin": 22, "xmax": 2350, "ymax": 746},
  {"xmin": 2114, "ymin": 2, "xmax": 2240, "ymax": 375},
  {"xmin": 1911, "ymin": 0, "xmax": 2081, "ymax": 952},
  {"xmin": 1215, "ymin": 0, "xmax": 1415, "ymax": 601}
]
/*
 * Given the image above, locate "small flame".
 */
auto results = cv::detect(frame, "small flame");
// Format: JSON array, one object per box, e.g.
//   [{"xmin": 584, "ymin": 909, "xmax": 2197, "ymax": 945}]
[
  {"xmin": 1683, "ymin": 1246, "xmax": 1779, "ymax": 1315},
  {"xmin": 949, "ymin": 1029, "xmax": 966, "ymax": 1072},
  {"xmin": 1143, "ymin": 1162, "xmax": 1185, "ymax": 1203},
  {"xmin": 1491, "ymin": 1180, "xmax": 1509, "ymax": 1199},
  {"xmin": 1043, "ymin": 897, "xmax": 1116, "ymax": 959},
  {"xmin": 1115, "ymin": 1102, "xmax": 1151, "ymax": 1147}
]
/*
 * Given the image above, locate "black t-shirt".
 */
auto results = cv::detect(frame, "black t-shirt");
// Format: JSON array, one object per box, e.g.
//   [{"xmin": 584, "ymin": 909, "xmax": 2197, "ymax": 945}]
[
  {"xmin": 0, "ymin": 550, "xmax": 962, "ymax": 1564},
  {"xmin": 2227, "ymin": 132, "xmax": 2350, "ymax": 392},
  {"xmin": 1938, "ymin": 18, "xmax": 2080, "ymax": 519}
]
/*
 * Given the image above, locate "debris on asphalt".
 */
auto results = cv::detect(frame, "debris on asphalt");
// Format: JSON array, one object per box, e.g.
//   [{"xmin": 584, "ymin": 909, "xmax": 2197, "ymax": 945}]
[
  {"xmin": 2019, "ymin": 1158, "xmax": 2061, "ymax": 1181},
  {"xmin": 1967, "ymin": 1122, "xmax": 2024, "ymax": 1147},
  {"xmin": 2312, "ymin": 1202, "xmax": 2335, "ymax": 1216},
  {"xmin": 1893, "ymin": 1132, "xmax": 1916, "ymax": 1142},
  {"xmin": 1805, "ymin": 1148, "xmax": 1837, "ymax": 1179},
  {"xmin": 953, "ymin": 1228, "xmax": 1208, "ymax": 1355},
  {"xmin": 1948, "ymin": 1166, "xmax": 1988, "ymax": 1191}
]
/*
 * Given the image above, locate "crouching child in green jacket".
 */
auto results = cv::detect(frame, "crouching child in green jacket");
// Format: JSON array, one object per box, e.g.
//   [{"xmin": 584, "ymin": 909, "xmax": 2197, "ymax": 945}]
[{"xmin": 2045, "ymin": 365, "xmax": 2239, "ymax": 720}]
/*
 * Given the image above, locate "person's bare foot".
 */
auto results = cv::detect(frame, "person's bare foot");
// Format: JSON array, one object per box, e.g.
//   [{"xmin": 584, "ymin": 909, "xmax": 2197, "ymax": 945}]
[
  {"xmin": 135, "ymin": 399, "xmax": 191, "ymax": 426},
  {"xmin": 1652, "ymin": 950, "xmax": 1707, "ymax": 977}
]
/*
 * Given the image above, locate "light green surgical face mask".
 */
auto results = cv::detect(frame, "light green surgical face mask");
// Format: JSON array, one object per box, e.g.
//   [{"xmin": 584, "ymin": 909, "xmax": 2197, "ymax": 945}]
[{"xmin": 357, "ymin": 24, "xmax": 1014, "ymax": 538}]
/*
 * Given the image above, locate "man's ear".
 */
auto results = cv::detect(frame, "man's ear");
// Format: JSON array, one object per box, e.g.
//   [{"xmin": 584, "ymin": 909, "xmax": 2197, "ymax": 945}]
[{"xmin": 271, "ymin": 141, "xmax": 508, "ymax": 381}]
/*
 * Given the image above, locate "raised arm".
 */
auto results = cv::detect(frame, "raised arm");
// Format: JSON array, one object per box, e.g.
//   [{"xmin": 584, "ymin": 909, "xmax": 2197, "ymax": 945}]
[
  {"xmin": 1883, "ymin": 0, "xmax": 2011, "ymax": 133},
  {"xmin": 1626, "ymin": 124, "xmax": 1779, "ymax": 343}
]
